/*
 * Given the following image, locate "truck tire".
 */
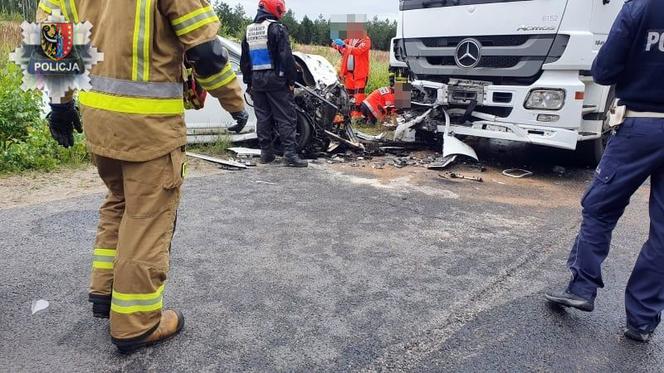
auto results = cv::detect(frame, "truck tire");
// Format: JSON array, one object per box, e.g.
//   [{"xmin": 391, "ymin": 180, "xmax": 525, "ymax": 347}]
[{"xmin": 577, "ymin": 88, "xmax": 616, "ymax": 166}]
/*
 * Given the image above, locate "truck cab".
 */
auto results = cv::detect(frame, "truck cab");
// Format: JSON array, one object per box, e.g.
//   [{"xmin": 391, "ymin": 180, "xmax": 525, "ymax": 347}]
[{"xmin": 390, "ymin": 0, "xmax": 624, "ymax": 163}]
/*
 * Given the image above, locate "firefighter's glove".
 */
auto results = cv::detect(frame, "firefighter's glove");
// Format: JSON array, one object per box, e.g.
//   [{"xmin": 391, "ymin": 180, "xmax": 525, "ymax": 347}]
[
  {"xmin": 228, "ymin": 110, "xmax": 249, "ymax": 133},
  {"xmin": 47, "ymin": 102, "xmax": 82, "ymax": 148},
  {"xmin": 333, "ymin": 39, "xmax": 345, "ymax": 47}
]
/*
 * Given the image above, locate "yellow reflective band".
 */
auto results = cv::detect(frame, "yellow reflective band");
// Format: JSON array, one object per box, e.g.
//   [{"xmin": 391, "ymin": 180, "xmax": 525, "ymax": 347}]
[
  {"xmin": 111, "ymin": 300, "xmax": 163, "ymax": 314},
  {"xmin": 38, "ymin": 0, "xmax": 60, "ymax": 13},
  {"xmin": 65, "ymin": 0, "xmax": 79, "ymax": 23},
  {"xmin": 172, "ymin": 5, "xmax": 215, "ymax": 26},
  {"xmin": 112, "ymin": 284, "xmax": 165, "ymax": 301},
  {"xmin": 38, "ymin": 2, "xmax": 54, "ymax": 13},
  {"xmin": 175, "ymin": 16, "xmax": 219, "ymax": 37},
  {"xmin": 79, "ymin": 91, "xmax": 185, "ymax": 115},
  {"xmin": 131, "ymin": 0, "xmax": 152, "ymax": 81},
  {"xmin": 94, "ymin": 248, "xmax": 116, "ymax": 257},
  {"xmin": 131, "ymin": 0, "xmax": 142, "ymax": 81},
  {"xmin": 143, "ymin": 0, "xmax": 152, "ymax": 81},
  {"xmin": 93, "ymin": 261, "xmax": 114, "ymax": 270},
  {"xmin": 197, "ymin": 64, "xmax": 236, "ymax": 91}
]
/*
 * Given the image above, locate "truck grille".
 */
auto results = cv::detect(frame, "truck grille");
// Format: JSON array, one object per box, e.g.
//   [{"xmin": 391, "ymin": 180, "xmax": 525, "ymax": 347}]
[{"xmin": 401, "ymin": 34, "xmax": 568, "ymax": 85}]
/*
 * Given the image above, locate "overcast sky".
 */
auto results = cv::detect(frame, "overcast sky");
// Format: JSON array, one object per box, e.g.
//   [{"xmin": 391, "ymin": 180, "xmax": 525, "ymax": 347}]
[{"xmin": 218, "ymin": 0, "xmax": 399, "ymax": 21}]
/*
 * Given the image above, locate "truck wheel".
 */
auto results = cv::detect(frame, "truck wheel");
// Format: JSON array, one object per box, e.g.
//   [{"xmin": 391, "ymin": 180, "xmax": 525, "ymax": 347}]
[{"xmin": 577, "ymin": 89, "xmax": 616, "ymax": 166}]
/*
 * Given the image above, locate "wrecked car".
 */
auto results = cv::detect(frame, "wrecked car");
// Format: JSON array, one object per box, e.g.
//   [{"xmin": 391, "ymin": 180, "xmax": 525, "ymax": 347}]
[{"xmin": 185, "ymin": 37, "xmax": 361, "ymax": 155}]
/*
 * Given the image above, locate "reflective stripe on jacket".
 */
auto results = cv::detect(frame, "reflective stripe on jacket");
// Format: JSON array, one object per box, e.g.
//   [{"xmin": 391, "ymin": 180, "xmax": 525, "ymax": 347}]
[{"xmin": 246, "ymin": 20, "xmax": 276, "ymax": 71}]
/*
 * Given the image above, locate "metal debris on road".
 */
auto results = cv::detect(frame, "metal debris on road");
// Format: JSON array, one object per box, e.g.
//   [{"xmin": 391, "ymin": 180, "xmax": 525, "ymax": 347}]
[
  {"xmin": 228, "ymin": 147, "xmax": 262, "ymax": 157},
  {"xmin": 186, "ymin": 152, "xmax": 248, "ymax": 170},
  {"xmin": 502, "ymin": 169, "xmax": 534, "ymax": 179},
  {"xmin": 440, "ymin": 172, "xmax": 484, "ymax": 183},
  {"xmin": 427, "ymin": 155, "xmax": 458, "ymax": 170}
]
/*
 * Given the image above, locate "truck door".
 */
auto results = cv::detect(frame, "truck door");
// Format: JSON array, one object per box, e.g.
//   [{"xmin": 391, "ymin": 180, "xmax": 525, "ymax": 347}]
[{"xmin": 591, "ymin": 0, "xmax": 624, "ymax": 37}]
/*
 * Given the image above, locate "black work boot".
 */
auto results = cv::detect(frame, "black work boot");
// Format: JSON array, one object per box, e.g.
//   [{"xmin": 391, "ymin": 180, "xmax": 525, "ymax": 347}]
[
  {"xmin": 624, "ymin": 326, "xmax": 653, "ymax": 343},
  {"xmin": 260, "ymin": 151, "xmax": 276, "ymax": 164},
  {"xmin": 89, "ymin": 294, "xmax": 111, "ymax": 319},
  {"xmin": 284, "ymin": 154, "xmax": 308, "ymax": 168},
  {"xmin": 544, "ymin": 290, "xmax": 595, "ymax": 312}
]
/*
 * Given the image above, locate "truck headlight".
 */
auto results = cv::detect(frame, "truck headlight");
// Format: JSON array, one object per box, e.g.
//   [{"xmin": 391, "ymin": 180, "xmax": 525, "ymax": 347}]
[{"xmin": 525, "ymin": 89, "xmax": 566, "ymax": 111}]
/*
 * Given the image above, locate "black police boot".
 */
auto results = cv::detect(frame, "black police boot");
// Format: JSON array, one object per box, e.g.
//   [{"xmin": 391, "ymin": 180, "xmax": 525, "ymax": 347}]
[
  {"xmin": 284, "ymin": 154, "xmax": 308, "ymax": 168},
  {"xmin": 260, "ymin": 151, "xmax": 276, "ymax": 164},
  {"xmin": 624, "ymin": 326, "xmax": 653, "ymax": 343},
  {"xmin": 89, "ymin": 294, "xmax": 111, "ymax": 319},
  {"xmin": 544, "ymin": 290, "xmax": 595, "ymax": 312}
]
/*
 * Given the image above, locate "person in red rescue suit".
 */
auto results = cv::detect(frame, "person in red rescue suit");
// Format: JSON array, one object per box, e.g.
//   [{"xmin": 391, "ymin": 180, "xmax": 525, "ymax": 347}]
[
  {"xmin": 360, "ymin": 86, "xmax": 396, "ymax": 125},
  {"xmin": 332, "ymin": 28, "xmax": 371, "ymax": 118}
]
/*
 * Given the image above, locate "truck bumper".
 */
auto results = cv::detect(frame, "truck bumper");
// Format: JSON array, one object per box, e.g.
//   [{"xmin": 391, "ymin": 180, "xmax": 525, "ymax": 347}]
[{"xmin": 448, "ymin": 121, "xmax": 580, "ymax": 150}]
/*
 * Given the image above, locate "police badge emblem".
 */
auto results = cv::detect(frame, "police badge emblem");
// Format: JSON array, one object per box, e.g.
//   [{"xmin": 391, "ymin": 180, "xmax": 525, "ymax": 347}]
[
  {"xmin": 28, "ymin": 20, "xmax": 83, "ymax": 75},
  {"xmin": 10, "ymin": 10, "xmax": 104, "ymax": 103},
  {"xmin": 40, "ymin": 23, "xmax": 74, "ymax": 61}
]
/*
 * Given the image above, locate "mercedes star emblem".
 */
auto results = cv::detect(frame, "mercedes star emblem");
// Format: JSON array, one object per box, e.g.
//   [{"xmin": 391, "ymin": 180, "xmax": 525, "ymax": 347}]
[{"xmin": 455, "ymin": 38, "xmax": 482, "ymax": 69}]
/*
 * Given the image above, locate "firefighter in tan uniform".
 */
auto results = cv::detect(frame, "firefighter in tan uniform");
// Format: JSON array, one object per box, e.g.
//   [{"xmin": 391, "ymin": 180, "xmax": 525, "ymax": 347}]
[{"xmin": 38, "ymin": 0, "xmax": 247, "ymax": 353}]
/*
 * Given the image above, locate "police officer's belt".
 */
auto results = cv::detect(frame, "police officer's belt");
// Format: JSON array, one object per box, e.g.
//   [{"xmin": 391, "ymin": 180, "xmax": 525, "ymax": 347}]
[{"xmin": 626, "ymin": 110, "xmax": 664, "ymax": 119}]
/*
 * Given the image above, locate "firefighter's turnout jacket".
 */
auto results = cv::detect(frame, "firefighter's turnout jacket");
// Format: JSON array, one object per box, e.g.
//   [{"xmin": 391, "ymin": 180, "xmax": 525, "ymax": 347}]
[
  {"xmin": 38, "ymin": 0, "xmax": 244, "ymax": 162},
  {"xmin": 37, "ymin": 0, "xmax": 245, "ymax": 345}
]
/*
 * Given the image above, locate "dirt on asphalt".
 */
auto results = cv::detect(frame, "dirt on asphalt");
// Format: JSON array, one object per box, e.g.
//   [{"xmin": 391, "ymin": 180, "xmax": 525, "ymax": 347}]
[{"xmin": 0, "ymin": 159, "xmax": 222, "ymax": 210}]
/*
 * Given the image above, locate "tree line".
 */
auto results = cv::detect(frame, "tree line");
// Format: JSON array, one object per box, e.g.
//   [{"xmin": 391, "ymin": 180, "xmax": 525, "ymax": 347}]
[
  {"xmin": 0, "ymin": 0, "xmax": 397, "ymax": 51},
  {"xmin": 0, "ymin": 0, "xmax": 37, "ymax": 21},
  {"xmin": 214, "ymin": 1, "xmax": 397, "ymax": 51}
]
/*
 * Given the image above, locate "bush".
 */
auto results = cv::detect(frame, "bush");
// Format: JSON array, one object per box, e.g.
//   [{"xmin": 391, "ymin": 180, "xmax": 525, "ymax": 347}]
[{"xmin": 0, "ymin": 27, "xmax": 89, "ymax": 175}]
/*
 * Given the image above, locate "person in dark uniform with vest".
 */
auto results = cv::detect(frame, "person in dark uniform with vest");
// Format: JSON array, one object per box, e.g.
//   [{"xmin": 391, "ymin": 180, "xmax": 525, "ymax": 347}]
[
  {"xmin": 545, "ymin": 0, "xmax": 664, "ymax": 343},
  {"xmin": 240, "ymin": 0, "xmax": 307, "ymax": 167}
]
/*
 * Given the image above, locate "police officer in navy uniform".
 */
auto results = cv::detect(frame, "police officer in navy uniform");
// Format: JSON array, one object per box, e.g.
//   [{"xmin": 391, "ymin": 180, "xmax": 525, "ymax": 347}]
[
  {"xmin": 546, "ymin": 0, "xmax": 664, "ymax": 343},
  {"xmin": 240, "ymin": 0, "xmax": 307, "ymax": 168}
]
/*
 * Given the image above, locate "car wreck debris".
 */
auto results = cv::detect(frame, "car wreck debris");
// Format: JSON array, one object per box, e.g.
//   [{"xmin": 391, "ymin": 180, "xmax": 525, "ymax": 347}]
[
  {"xmin": 186, "ymin": 152, "xmax": 248, "ymax": 170},
  {"xmin": 440, "ymin": 172, "xmax": 484, "ymax": 183},
  {"xmin": 502, "ymin": 169, "xmax": 534, "ymax": 179}
]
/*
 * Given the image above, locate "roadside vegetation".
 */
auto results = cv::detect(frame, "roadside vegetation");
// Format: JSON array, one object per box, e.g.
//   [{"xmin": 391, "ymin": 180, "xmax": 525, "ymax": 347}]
[{"xmin": 0, "ymin": 19, "xmax": 88, "ymax": 174}]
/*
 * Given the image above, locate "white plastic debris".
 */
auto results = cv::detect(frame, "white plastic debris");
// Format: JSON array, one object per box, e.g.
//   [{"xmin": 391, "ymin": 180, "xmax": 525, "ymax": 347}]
[{"xmin": 31, "ymin": 299, "xmax": 49, "ymax": 315}]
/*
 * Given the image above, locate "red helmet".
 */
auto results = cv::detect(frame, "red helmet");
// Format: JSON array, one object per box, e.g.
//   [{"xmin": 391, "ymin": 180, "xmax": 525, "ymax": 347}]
[{"xmin": 259, "ymin": 0, "xmax": 287, "ymax": 19}]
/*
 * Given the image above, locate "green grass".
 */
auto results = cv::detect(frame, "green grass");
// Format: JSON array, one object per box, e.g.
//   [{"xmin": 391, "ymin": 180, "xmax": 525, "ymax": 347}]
[
  {"xmin": 0, "ymin": 21, "xmax": 90, "ymax": 175},
  {"xmin": 188, "ymin": 135, "xmax": 233, "ymax": 157}
]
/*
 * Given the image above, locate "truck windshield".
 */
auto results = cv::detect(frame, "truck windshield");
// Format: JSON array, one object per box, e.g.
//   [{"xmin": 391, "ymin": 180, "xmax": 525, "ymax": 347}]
[{"xmin": 400, "ymin": 0, "xmax": 533, "ymax": 11}]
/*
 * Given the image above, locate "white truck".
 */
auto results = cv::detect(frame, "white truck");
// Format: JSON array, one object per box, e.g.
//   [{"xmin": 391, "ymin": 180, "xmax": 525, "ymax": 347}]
[{"xmin": 390, "ymin": 0, "xmax": 624, "ymax": 163}]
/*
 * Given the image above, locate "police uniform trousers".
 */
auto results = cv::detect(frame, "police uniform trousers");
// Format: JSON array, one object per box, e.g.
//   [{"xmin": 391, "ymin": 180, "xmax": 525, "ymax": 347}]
[
  {"xmin": 253, "ymin": 88, "xmax": 298, "ymax": 156},
  {"xmin": 567, "ymin": 118, "xmax": 664, "ymax": 332},
  {"xmin": 88, "ymin": 147, "xmax": 185, "ymax": 344}
]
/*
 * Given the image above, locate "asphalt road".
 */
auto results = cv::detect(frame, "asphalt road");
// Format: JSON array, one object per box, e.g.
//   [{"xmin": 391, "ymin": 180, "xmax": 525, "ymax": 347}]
[{"xmin": 0, "ymin": 153, "xmax": 658, "ymax": 372}]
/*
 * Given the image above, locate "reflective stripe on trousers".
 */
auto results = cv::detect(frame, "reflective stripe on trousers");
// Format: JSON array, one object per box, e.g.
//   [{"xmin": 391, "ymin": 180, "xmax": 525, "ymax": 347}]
[
  {"xmin": 111, "ymin": 284, "xmax": 165, "ymax": 314},
  {"xmin": 93, "ymin": 248, "xmax": 116, "ymax": 270}
]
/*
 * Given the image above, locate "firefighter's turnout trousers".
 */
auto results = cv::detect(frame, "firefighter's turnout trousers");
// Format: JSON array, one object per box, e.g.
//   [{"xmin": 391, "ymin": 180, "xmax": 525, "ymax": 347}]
[{"xmin": 89, "ymin": 148, "xmax": 185, "ymax": 343}]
